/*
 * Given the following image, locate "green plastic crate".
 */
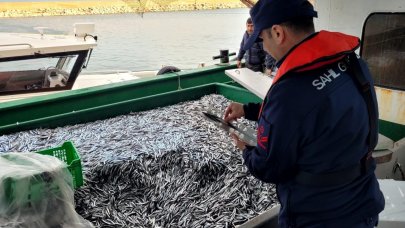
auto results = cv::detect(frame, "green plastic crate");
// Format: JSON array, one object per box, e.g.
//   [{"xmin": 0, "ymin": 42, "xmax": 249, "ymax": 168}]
[{"xmin": 36, "ymin": 141, "xmax": 83, "ymax": 188}]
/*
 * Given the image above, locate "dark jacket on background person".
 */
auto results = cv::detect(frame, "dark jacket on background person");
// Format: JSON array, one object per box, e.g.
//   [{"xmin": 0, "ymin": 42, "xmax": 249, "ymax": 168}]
[
  {"xmin": 242, "ymin": 31, "xmax": 385, "ymax": 227},
  {"xmin": 237, "ymin": 31, "xmax": 273, "ymax": 72}
]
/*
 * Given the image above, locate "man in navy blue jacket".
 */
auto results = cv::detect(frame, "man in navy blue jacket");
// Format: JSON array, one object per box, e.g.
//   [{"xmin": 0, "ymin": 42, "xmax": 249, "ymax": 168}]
[
  {"xmin": 237, "ymin": 17, "xmax": 276, "ymax": 73},
  {"xmin": 224, "ymin": 0, "xmax": 385, "ymax": 227}
]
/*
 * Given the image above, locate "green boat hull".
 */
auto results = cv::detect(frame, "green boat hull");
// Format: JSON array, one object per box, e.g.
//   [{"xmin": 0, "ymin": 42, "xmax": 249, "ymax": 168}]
[
  {"xmin": 0, "ymin": 63, "xmax": 404, "ymax": 228},
  {"xmin": 0, "ymin": 63, "xmax": 403, "ymax": 142},
  {"xmin": 0, "ymin": 64, "xmax": 260, "ymax": 135}
]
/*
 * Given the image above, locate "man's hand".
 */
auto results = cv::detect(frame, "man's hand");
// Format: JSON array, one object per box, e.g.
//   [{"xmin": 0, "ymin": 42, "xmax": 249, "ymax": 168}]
[
  {"xmin": 224, "ymin": 102, "xmax": 245, "ymax": 122},
  {"xmin": 231, "ymin": 133, "xmax": 247, "ymax": 150},
  {"xmin": 265, "ymin": 68, "xmax": 272, "ymax": 76},
  {"xmin": 236, "ymin": 60, "xmax": 242, "ymax": 68}
]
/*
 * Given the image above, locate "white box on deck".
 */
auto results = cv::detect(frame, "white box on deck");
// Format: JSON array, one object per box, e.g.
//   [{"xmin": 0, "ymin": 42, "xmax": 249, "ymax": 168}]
[{"xmin": 225, "ymin": 68, "xmax": 273, "ymax": 100}]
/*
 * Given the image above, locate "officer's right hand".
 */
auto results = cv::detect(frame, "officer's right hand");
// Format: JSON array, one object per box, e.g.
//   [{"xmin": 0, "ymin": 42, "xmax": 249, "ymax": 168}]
[
  {"xmin": 236, "ymin": 60, "xmax": 242, "ymax": 68},
  {"xmin": 224, "ymin": 102, "xmax": 245, "ymax": 122}
]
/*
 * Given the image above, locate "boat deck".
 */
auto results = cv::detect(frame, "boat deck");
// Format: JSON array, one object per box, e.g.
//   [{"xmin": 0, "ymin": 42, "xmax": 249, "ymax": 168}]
[{"xmin": 0, "ymin": 70, "xmax": 157, "ymax": 103}]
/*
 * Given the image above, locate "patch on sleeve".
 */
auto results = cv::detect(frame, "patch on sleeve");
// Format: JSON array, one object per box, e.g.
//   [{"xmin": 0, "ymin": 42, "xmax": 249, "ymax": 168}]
[{"xmin": 257, "ymin": 124, "xmax": 269, "ymax": 150}]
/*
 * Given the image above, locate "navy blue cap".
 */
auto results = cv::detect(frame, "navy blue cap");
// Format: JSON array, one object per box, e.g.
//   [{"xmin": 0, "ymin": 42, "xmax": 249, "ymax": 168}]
[{"xmin": 243, "ymin": 0, "xmax": 318, "ymax": 51}]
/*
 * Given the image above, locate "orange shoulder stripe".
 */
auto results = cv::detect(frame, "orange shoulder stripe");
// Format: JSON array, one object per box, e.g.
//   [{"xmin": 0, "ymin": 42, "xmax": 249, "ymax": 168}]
[{"xmin": 272, "ymin": 31, "xmax": 360, "ymax": 84}]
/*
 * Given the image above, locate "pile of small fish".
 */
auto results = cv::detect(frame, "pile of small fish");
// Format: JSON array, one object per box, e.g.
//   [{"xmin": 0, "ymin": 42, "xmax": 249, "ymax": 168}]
[{"xmin": 0, "ymin": 94, "xmax": 278, "ymax": 227}]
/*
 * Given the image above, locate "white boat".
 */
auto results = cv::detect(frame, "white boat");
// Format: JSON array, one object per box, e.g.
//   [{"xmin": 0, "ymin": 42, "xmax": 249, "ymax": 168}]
[{"xmin": 0, "ymin": 23, "xmax": 165, "ymax": 103}]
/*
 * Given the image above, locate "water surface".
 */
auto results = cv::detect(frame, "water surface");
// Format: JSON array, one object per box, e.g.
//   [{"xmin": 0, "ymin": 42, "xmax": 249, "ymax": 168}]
[{"xmin": 0, "ymin": 9, "xmax": 250, "ymax": 71}]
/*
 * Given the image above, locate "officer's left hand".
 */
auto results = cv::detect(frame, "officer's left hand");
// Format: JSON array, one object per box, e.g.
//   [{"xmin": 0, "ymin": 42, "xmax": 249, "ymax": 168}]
[{"xmin": 231, "ymin": 133, "xmax": 247, "ymax": 151}]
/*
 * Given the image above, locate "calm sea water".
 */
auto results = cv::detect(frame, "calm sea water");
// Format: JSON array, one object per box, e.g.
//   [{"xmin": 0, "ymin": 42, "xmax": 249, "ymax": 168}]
[{"xmin": 0, "ymin": 9, "xmax": 250, "ymax": 71}]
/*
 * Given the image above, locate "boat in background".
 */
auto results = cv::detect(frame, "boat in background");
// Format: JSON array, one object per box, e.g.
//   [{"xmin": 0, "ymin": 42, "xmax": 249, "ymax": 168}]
[
  {"xmin": 0, "ymin": 22, "xmax": 220, "ymax": 103},
  {"xmin": 0, "ymin": 23, "xmax": 169, "ymax": 103},
  {"xmin": 0, "ymin": 23, "xmax": 97, "ymax": 101}
]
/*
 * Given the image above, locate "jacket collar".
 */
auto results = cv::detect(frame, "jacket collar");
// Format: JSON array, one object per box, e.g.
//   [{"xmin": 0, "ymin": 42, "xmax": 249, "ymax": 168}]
[{"xmin": 272, "ymin": 30, "xmax": 360, "ymax": 84}]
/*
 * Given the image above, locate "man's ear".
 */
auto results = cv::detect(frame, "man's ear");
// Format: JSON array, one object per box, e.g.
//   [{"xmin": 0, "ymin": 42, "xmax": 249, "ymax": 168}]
[{"xmin": 271, "ymin": 25, "xmax": 285, "ymax": 45}]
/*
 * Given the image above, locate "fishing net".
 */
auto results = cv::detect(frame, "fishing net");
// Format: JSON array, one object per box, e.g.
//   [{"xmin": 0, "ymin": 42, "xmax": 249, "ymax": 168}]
[{"xmin": 0, "ymin": 153, "xmax": 93, "ymax": 228}]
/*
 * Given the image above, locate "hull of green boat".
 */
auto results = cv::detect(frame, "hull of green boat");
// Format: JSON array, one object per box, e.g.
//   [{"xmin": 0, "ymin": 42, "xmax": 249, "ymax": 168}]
[
  {"xmin": 0, "ymin": 64, "xmax": 403, "ymax": 142},
  {"xmin": 0, "ymin": 64, "xmax": 261, "ymax": 135}
]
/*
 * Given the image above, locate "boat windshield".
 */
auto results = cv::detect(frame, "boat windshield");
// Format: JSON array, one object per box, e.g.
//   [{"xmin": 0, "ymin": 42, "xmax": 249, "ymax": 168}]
[
  {"xmin": 0, "ymin": 55, "xmax": 77, "ymax": 93},
  {"xmin": 0, "ymin": 50, "xmax": 89, "ymax": 95}
]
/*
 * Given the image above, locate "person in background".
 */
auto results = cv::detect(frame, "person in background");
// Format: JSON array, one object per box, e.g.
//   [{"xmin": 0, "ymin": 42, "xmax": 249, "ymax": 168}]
[
  {"xmin": 225, "ymin": 0, "xmax": 384, "ymax": 227},
  {"xmin": 236, "ymin": 17, "xmax": 276, "ymax": 74}
]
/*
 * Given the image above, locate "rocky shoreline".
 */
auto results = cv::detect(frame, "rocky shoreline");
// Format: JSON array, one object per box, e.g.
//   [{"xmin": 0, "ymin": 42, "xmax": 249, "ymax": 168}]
[{"xmin": 0, "ymin": 0, "xmax": 246, "ymax": 18}]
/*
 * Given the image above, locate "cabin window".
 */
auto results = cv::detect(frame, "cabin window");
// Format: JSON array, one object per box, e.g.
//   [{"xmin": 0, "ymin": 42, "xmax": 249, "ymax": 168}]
[
  {"xmin": 361, "ymin": 13, "xmax": 405, "ymax": 90},
  {"xmin": 0, "ymin": 54, "xmax": 81, "ymax": 94}
]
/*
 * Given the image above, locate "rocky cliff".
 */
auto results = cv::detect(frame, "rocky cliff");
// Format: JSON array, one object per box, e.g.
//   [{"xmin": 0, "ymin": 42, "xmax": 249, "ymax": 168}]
[{"xmin": 0, "ymin": 0, "xmax": 246, "ymax": 18}]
